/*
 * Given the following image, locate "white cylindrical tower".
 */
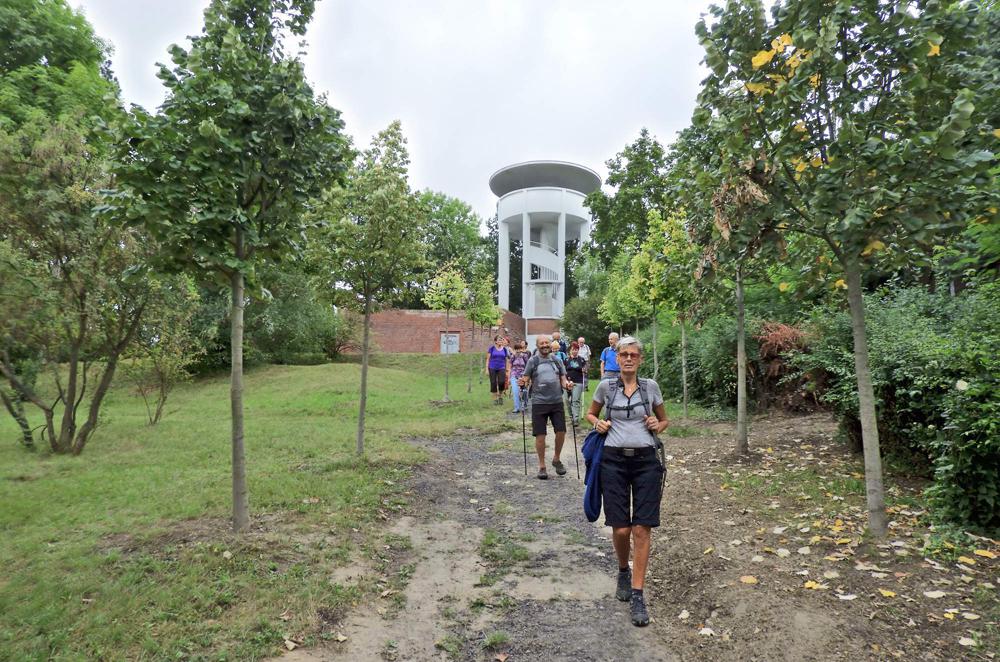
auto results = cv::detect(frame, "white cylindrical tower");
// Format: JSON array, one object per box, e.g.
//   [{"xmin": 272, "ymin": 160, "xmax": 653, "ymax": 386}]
[{"xmin": 490, "ymin": 160, "xmax": 601, "ymax": 342}]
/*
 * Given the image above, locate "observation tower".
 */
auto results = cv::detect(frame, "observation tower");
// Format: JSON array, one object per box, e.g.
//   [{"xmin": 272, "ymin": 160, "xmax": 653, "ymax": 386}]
[{"xmin": 490, "ymin": 160, "xmax": 601, "ymax": 341}]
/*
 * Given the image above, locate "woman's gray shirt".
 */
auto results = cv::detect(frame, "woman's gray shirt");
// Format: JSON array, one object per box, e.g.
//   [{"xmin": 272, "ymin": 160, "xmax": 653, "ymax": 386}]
[{"xmin": 593, "ymin": 379, "xmax": 664, "ymax": 448}]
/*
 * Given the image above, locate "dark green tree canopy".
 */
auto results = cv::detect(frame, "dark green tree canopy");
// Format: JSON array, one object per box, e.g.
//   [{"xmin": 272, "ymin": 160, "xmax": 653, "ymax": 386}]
[{"xmin": 586, "ymin": 127, "xmax": 670, "ymax": 265}]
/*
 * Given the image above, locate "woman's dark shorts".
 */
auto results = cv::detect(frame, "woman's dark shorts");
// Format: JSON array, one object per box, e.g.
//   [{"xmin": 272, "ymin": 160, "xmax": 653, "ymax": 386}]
[
  {"xmin": 531, "ymin": 401, "xmax": 566, "ymax": 436},
  {"xmin": 489, "ymin": 368, "xmax": 507, "ymax": 393},
  {"xmin": 600, "ymin": 446, "xmax": 664, "ymax": 527}
]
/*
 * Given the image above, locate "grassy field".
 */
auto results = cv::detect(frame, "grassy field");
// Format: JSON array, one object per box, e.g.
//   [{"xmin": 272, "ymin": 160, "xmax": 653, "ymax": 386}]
[{"xmin": 0, "ymin": 354, "xmax": 512, "ymax": 661}]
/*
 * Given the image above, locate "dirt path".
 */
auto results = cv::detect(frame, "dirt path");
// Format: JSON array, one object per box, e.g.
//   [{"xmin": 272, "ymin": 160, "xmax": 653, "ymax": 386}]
[{"xmin": 278, "ymin": 413, "xmax": 998, "ymax": 662}]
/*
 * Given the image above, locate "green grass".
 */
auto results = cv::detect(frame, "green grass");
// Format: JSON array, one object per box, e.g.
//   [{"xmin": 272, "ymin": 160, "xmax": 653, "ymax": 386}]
[
  {"xmin": 482, "ymin": 630, "xmax": 511, "ymax": 650},
  {"xmin": 0, "ymin": 355, "xmax": 512, "ymax": 661}
]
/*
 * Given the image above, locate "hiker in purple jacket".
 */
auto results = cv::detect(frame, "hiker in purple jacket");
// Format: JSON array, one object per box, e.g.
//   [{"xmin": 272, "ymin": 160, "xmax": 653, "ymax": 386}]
[{"xmin": 486, "ymin": 335, "xmax": 511, "ymax": 406}]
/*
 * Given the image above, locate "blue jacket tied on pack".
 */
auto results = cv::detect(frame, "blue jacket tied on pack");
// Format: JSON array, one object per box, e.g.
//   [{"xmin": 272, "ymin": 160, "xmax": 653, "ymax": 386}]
[{"xmin": 581, "ymin": 428, "xmax": 606, "ymax": 522}]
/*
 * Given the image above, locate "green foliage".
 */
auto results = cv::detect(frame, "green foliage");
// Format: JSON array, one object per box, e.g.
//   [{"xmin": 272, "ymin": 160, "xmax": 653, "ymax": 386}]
[
  {"xmin": 417, "ymin": 190, "xmax": 488, "ymax": 285},
  {"xmin": 424, "ymin": 264, "xmax": 468, "ymax": 315},
  {"xmin": 790, "ymin": 283, "xmax": 1000, "ymax": 532},
  {"xmin": 560, "ymin": 292, "xmax": 611, "ymax": 353},
  {"xmin": 113, "ymin": 0, "xmax": 350, "ymax": 281},
  {"xmin": 586, "ymin": 127, "xmax": 669, "ymax": 265}
]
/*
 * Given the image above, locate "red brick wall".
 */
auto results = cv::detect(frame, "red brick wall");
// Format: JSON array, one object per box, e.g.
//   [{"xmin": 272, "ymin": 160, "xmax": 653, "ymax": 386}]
[{"xmin": 365, "ymin": 309, "xmax": 528, "ymax": 354}]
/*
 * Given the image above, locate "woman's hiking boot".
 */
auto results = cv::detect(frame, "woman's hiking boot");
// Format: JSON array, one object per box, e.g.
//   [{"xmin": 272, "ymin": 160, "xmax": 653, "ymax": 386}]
[
  {"xmin": 615, "ymin": 569, "xmax": 631, "ymax": 601},
  {"xmin": 630, "ymin": 592, "xmax": 650, "ymax": 626}
]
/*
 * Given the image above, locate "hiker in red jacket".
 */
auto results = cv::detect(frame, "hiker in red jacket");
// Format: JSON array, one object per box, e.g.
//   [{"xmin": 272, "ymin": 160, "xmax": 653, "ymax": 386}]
[{"xmin": 585, "ymin": 335, "xmax": 668, "ymax": 627}]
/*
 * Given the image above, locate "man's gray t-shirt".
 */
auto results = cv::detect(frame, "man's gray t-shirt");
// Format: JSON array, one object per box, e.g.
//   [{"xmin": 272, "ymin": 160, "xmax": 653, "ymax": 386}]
[
  {"xmin": 593, "ymin": 379, "xmax": 664, "ymax": 448},
  {"xmin": 523, "ymin": 354, "xmax": 566, "ymax": 405}
]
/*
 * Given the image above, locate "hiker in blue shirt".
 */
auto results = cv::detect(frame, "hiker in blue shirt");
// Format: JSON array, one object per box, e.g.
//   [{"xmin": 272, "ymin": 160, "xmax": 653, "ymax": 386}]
[
  {"xmin": 600, "ymin": 332, "xmax": 620, "ymax": 381},
  {"xmin": 585, "ymin": 336, "xmax": 669, "ymax": 627},
  {"xmin": 518, "ymin": 334, "xmax": 573, "ymax": 480}
]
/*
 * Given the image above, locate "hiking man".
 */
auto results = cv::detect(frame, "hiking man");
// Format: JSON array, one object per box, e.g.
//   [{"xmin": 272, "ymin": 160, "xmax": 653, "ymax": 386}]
[
  {"xmin": 576, "ymin": 336, "xmax": 591, "ymax": 391},
  {"xmin": 518, "ymin": 334, "xmax": 573, "ymax": 480},
  {"xmin": 585, "ymin": 336, "xmax": 669, "ymax": 627},
  {"xmin": 600, "ymin": 332, "xmax": 620, "ymax": 381}
]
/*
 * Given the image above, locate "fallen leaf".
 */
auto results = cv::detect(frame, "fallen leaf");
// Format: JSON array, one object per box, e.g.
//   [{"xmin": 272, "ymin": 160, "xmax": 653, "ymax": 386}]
[
  {"xmin": 776, "ymin": 548, "xmax": 791, "ymax": 558},
  {"xmin": 740, "ymin": 575, "xmax": 758, "ymax": 584},
  {"xmin": 703, "ymin": 546, "xmax": 714, "ymax": 555},
  {"xmin": 335, "ymin": 634, "xmax": 348, "ymax": 643},
  {"xmin": 751, "ymin": 555, "xmax": 764, "ymax": 563},
  {"xmin": 837, "ymin": 593, "xmax": 858, "ymax": 601},
  {"xmin": 923, "ymin": 590, "xmax": 947, "ymax": 599},
  {"xmin": 958, "ymin": 637, "xmax": 976, "ymax": 647},
  {"xmin": 962, "ymin": 612, "xmax": 981, "ymax": 620},
  {"xmin": 495, "ymin": 654, "xmax": 509, "ymax": 662},
  {"xmin": 772, "ymin": 526, "xmax": 788, "ymax": 534},
  {"xmin": 835, "ymin": 538, "xmax": 852, "ymax": 545},
  {"xmin": 222, "ymin": 550, "xmax": 233, "ymax": 560},
  {"xmin": 878, "ymin": 589, "xmax": 896, "ymax": 598},
  {"xmin": 803, "ymin": 581, "xmax": 828, "ymax": 590},
  {"xmin": 973, "ymin": 549, "xmax": 996, "ymax": 559},
  {"xmin": 823, "ymin": 571, "xmax": 840, "ymax": 580},
  {"xmin": 957, "ymin": 556, "xmax": 976, "ymax": 565},
  {"xmin": 699, "ymin": 627, "xmax": 715, "ymax": 637},
  {"xmin": 943, "ymin": 612, "xmax": 956, "ymax": 620},
  {"xmin": 678, "ymin": 609, "xmax": 690, "ymax": 620},
  {"xmin": 284, "ymin": 640, "xmax": 298, "ymax": 651},
  {"xmin": 797, "ymin": 546, "xmax": 811, "ymax": 555}
]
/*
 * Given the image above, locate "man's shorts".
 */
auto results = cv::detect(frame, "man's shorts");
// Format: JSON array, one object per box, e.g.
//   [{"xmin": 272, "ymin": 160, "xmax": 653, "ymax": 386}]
[
  {"xmin": 531, "ymin": 401, "xmax": 566, "ymax": 436},
  {"xmin": 600, "ymin": 446, "xmax": 664, "ymax": 527}
]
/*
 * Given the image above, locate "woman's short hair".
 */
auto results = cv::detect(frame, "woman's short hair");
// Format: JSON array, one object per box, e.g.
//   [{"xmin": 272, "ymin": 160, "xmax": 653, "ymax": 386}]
[{"xmin": 616, "ymin": 336, "xmax": 642, "ymax": 353}]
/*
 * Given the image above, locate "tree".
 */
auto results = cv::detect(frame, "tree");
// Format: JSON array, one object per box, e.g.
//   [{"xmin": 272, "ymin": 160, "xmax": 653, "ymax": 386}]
[
  {"xmin": 122, "ymin": 276, "xmax": 204, "ymax": 425},
  {"xmin": 599, "ymin": 247, "xmax": 651, "ymax": 335},
  {"xmin": 424, "ymin": 264, "xmax": 467, "ymax": 401},
  {"xmin": 586, "ymin": 128, "xmax": 670, "ymax": 266},
  {"xmin": 634, "ymin": 210, "xmax": 699, "ymax": 416},
  {"xmin": 464, "ymin": 272, "xmax": 500, "ymax": 393},
  {"xmin": 113, "ymin": 0, "xmax": 350, "ymax": 531},
  {"xmin": 418, "ymin": 191, "xmax": 488, "ymax": 281},
  {"xmin": 314, "ymin": 121, "xmax": 427, "ymax": 455},
  {"xmin": 695, "ymin": 0, "xmax": 999, "ymax": 535}
]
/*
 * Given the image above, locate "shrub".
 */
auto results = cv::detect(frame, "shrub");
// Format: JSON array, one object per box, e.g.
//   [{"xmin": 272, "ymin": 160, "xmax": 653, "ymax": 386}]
[{"xmin": 789, "ymin": 282, "xmax": 1000, "ymax": 532}]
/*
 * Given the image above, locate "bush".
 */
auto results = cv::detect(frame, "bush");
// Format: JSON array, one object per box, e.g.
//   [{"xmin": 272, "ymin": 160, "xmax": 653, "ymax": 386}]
[{"xmin": 789, "ymin": 282, "xmax": 1000, "ymax": 532}]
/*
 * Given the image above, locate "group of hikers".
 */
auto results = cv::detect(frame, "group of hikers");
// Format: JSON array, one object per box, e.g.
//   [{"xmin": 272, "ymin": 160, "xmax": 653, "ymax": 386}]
[{"xmin": 483, "ymin": 331, "xmax": 669, "ymax": 627}]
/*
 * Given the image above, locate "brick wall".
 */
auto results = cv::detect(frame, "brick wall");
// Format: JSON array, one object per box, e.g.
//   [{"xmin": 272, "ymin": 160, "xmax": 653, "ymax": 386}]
[{"xmin": 365, "ymin": 309, "xmax": 529, "ymax": 354}]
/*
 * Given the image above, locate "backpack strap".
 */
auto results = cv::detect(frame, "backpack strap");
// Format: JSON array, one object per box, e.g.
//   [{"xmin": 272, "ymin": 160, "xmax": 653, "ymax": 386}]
[
  {"xmin": 636, "ymin": 378, "xmax": 667, "ymax": 489},
  {"xmin": 602, "ymin": 379, "xmax": 620, "ymax": 421}
]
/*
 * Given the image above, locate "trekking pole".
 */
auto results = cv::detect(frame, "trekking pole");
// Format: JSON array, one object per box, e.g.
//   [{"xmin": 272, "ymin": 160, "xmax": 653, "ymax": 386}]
[
  {"xmin": 566, "ymin": 387, "xmax": 581, "ymax": 480},
  {"xmin": 520, "ymin": 386, "xmax": 528, "ymax": 476}
]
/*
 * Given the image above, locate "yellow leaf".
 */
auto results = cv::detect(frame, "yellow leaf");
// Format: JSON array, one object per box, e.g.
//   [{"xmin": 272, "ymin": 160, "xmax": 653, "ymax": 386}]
[
  {"xmin": 745, "ymin": 82, "xmax": 772, "ymax": 95},
  {"xmin": 740, "ymin": 575, "xmax": 759, "ymax": 584},
  {"xmin": 993, "ymin": 128, "xmax": 1000, "ymax": 139},
  {"xmin": 704, "ymin": 546, "xmax": 714, "ymax": 555},
  {"xmin": 778, "ymin": 282, "xmax": 790, "ymax": 292},
  {"xmin": 957, "ymin": 556, "xmax": 977, "ymax": 565},
  {"xmin": 795, "ymin": 161, "xmax": 808, "ymax": 173},
  {"xmin": 752, "ymin": 49, "xmax": 776, "ymax": 68},
  {"xmin": 810, "ymin": 155, "xmax": 823, "ymax": 168},
  {"xmin": 793, "ymin": 121, "xmax": 807, "ymax": 133},
  {"xmin": 771, "ymin": 33, "xmax": 793, "ymax": 53},
  {"xmin": 803, "ymin": 580, "xmax": 828, "ymax": 590},
  {"xmin": 878, "ymin": 589, "xmax": 896, "ymax": 597},
  {"xmin": 862, "ymin": 239, "xmax": 886, "ymax": 256},
  {"xmin": 834, "ymin": 279, "xmax": 847, "ymax": 290},
  {"xmin": 974, "ymin": 549, "xmax": 997, "ymax": 559},
  {"xmin": 809, "ymin": 73, "xmax": 821, "ymax": 88},
  {"xmin": 943, "ymin": 612, "xmax": 955, "ymax": 620},
  {"xmin": 927, "ymin": 41, "xmax": 940, "ymax": 57},
  {"xmin": 835, "ymin": 538, "xmax": 852, "ymax": 545}
]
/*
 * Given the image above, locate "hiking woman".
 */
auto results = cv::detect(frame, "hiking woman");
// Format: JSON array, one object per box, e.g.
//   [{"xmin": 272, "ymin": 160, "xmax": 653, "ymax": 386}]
[
  {"xmin": 486, "ymin": 335, "xmax": 511, "ymax": 406},
  {"xmin": 509, "ymin": 340, "xmax": 531, "ymax": 414},
  {"xmin": 585, "ymin": 336, "xmax": 669, "ymax": 627},
  {"xmin": 565, "ymin": 342, "xmax": 586, "ymax": 421}
]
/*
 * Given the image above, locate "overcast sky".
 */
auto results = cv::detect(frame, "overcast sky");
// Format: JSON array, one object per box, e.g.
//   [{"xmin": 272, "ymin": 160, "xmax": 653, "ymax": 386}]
[{"xmin": 74, "ymin": 1, "xmax": 713, "ymax": 223}]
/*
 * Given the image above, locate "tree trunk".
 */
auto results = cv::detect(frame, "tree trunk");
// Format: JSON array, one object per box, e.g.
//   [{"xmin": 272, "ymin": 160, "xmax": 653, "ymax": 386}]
[
  {"xmin": 230, "ymin": 262, "xmax": 250, "ymax": 533},
  {"xmin": 651, "ymin": 304, "xmax": 659, "ymax": 382},
  {"xmin": 735, "ymin": 267, "xmax": 749, "ymax": 454},
  {"xmin": 0, "ymin": 354, "xmax": 57, "ymax": 450},
  {"xmin": 680, "ymin": 315, "xmax": 688, "ymax": 422},
  {"xmin": 467, "ymin": 322, "xmax": 474, "ymax": 393},
  {"xmin": 443, "ymin": 308, "xmax": 451, "ymax": 402},
  {"xmin": 57, "ymin": 339, "xmax": 82, "ymax": 452},
  {"xmin": 1, "ymin": 390, "xmax": 33, "ymax": 448},
  {"xmin": 356, "ymin": 296, "xmax": 372, "ymax": 455},
  {"xmin": 71, "ymin": 355, "xmax": 120, "ymax": 455},
  {"xmin": 844, "ymin": 259, "xmax": 888, "ymax": 537}
]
